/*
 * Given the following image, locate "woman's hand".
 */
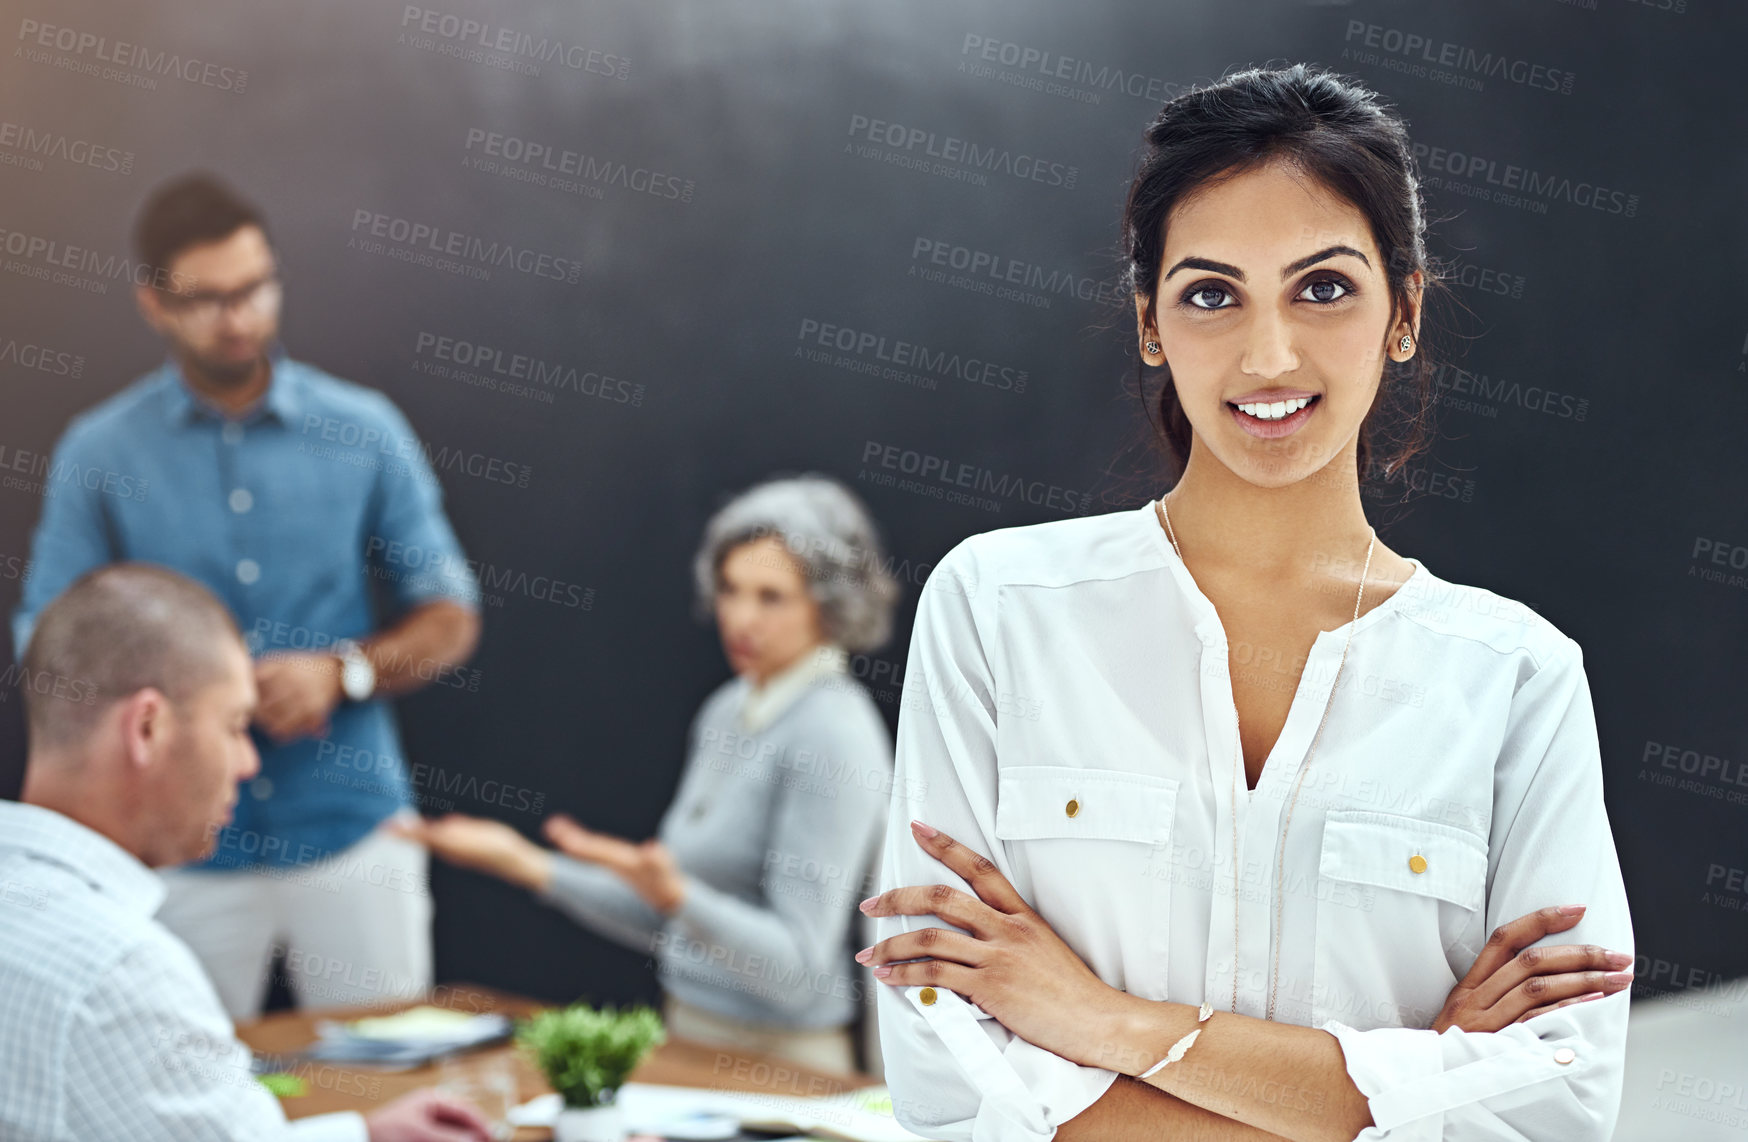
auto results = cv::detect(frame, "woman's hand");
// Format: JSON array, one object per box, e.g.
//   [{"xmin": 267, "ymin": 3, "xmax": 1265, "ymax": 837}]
[
  {"xmin": 855, "ymin": 819, "xmax": 1131, "ymax": 1070},
  {"xmin": 542, "ymin": 813, "xmax": 688, "ymax": 916},
  {"xmin": 386, "ymin": 813, "xmax": 552, "ymax": 892},
  {"xmin": 1432, "ymin": 905, "xmax": 1634, "ymax": 1032}
]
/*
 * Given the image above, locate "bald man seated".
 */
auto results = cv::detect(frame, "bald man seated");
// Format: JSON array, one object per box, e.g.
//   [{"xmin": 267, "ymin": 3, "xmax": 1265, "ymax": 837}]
[{"xmin": 0, "ymin": 563, "xmax": 491, "ymax": 1142}]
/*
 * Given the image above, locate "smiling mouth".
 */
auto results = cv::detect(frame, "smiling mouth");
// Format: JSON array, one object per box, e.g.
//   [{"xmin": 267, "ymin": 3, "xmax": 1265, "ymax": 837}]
[{"xmin": 1229, "ymin": 394, "xmax": 1319, "ymax": 421}]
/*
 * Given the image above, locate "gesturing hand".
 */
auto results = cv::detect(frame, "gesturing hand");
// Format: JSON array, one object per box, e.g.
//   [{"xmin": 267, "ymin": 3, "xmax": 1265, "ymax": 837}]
[
  {"xmin": 855, "ymin": 819, "xmax": 1127, "ymax": 1069},
  {"xmin": 387, "ymin": 813, "xmax": 552, "ymax": 892},
  {"xmin": 1433, "ymin": 905, "xmax": 1633, "ymax": 1032},
  {"xmin": 542, "ymin": 813, "xmax": 687, "ymax": 916}
]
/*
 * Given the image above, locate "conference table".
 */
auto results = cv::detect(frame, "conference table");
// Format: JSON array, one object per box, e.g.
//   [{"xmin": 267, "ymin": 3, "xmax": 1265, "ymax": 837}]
[{"xmin": 235, "ymin": 982, "xmax": 883, "ymax": 1140}]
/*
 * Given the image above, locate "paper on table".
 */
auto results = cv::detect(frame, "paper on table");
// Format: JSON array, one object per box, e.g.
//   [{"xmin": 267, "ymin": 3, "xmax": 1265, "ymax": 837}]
[
  {"xmin": 346, "ymin": 1006, "xmax": 489, "ymax": 1040},
  {"xmin": 505, "ymin": 1090, "xmax": 738, "ymax": 1139},
  {"xmin": 300, "ymin": 1006, "xmax": 512, "ymax": 1069},
  {"xmin": 506, "ymin": 1082, "xmax": 940, "ymax": 1142}
]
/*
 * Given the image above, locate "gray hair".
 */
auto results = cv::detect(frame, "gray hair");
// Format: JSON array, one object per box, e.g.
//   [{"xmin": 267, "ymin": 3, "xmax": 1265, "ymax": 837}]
[{"xmin": 692, "ymin": 474, "xmax": 900, "ymax": 652}]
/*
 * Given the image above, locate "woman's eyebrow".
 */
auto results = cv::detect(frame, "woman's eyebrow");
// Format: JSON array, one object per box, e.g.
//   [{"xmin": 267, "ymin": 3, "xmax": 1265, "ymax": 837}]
[{"xmin": 1163, "ymin": 244, "xmax": 1372, "ymax": 282}]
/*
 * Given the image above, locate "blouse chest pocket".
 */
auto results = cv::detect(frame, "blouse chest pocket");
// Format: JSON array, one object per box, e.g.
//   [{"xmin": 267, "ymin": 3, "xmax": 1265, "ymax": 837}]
[
  {"xmin": 1313, "ymin": 809, "xmax": 1490, "ymax": 1029},
  {"xmin": 993, "ymin": 766, "xmax": 1178, "ymax": 998},
  {"xmin": 994, "ymin": 765, "xmax": 1178, "ymax": 845},
  {"xmin": 1318, "ymin": 809, "xmax": 1487, "ymax": 914}
]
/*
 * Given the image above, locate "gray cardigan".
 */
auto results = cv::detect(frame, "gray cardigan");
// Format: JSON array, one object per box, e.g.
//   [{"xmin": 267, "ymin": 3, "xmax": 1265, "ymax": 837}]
[{"xmin": 537, "ymin": 656, "xmax": 893, "ymax": 1030}]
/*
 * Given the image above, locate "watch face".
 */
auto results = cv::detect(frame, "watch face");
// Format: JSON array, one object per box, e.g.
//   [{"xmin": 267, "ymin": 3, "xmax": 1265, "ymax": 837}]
[{"xmin": 343, "ymin": 656, "xmax": 374, "ymax": 701}]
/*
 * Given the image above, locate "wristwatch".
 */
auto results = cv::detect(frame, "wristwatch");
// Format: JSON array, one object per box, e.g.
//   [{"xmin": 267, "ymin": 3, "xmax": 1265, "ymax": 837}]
[{"xmin": 333, "ymin": 638, "xmax": 376, "ymax": 702}]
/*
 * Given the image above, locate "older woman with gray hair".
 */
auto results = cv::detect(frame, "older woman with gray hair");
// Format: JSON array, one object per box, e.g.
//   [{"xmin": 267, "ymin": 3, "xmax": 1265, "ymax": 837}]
[{"xmin": 394, "ymin": 474, "xmax": 899, "ymax": 1073}]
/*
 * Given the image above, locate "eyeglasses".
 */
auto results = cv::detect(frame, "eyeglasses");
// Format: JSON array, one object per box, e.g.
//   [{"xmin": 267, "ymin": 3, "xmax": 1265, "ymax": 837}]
[{"xmin": 161, "ymin": 274, "xmax": 282, "ymax": 330}]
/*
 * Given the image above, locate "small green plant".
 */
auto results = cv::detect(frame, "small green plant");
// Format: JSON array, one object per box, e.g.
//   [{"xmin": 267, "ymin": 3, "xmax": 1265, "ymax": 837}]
[
  {"xmin": 514, "ymin": 1001, "xmax": 666, "ymax": 1109},
  {"xmin": 256, "ymin": 1073, "xmax": 308, "ymax": 1098}
]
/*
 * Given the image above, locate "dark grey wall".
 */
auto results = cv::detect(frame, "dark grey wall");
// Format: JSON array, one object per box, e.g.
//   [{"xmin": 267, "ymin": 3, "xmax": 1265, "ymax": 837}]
[{"xmin": 2, "ymin": 0, "xmax": 1744, "ymax": 1026}]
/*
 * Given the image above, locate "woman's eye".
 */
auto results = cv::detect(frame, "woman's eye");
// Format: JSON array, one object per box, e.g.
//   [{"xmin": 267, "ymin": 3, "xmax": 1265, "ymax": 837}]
[
  {"xmin": 1181, "ymin": 283, "xmax": 1234, "ymax": 311},
  {"xmin": 1299, "ymin": 276, "xmax": 1353, "ymax": 304}
]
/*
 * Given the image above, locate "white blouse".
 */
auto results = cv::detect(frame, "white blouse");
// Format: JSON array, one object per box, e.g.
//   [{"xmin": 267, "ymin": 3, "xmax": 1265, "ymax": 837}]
[{"xmin": 873, "ymin": 501, "xmax": 1633, "ymax": 1142}]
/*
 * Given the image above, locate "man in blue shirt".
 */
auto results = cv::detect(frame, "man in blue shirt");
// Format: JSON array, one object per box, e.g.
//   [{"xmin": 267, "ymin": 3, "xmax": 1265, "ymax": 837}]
[{"xmin": 12, "ymin": 171, "xmax": 483, "ymax": 1020}]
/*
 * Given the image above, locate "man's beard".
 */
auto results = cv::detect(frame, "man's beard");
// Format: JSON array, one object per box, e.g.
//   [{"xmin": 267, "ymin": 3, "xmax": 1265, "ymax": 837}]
[{"xmin": 193, "ymin": 345, "xmax": 265, "ymax": 387}]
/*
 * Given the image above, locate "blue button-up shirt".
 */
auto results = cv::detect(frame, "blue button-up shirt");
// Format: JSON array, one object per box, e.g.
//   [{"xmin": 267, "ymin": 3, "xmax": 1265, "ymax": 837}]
[{"xmin": 11, "ymin": 343, "xmax": 480, "ymax": 870}]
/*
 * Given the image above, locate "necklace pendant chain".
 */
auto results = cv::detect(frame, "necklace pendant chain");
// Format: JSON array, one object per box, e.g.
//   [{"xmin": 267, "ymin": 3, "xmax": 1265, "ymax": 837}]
[{"xmin": 1155, "ymin": 493, "xmax": 1376, "ymax": 1022}]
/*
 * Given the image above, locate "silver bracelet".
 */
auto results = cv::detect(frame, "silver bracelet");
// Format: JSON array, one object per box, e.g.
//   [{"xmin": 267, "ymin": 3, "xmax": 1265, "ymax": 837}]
[{"xmin": 1136, "ymin": 1002, "xmax": 1214, "ymax": 1079}]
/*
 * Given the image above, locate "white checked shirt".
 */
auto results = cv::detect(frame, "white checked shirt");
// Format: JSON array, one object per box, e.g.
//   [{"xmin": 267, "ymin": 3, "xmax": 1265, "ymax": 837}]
[
  {"xmin": 0, "ymin": 799, "xmax": 367, "ymax": 1142},
  {"xmin": 873, "ymin": 501, "xmax": 1633, "ymax": 1142}
]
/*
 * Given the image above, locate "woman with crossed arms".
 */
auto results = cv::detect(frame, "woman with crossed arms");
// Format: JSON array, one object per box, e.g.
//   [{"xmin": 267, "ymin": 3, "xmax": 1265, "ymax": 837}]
[{"xmin": 860, "ymin": 64, "xmax": 1633, "ymax": 1142}]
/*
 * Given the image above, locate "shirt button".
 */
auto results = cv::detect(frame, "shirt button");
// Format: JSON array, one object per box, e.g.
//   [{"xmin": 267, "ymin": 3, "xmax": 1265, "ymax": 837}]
[
  {"xmin": 1554, "ymin": 1047, "xmax": 1576, "ymax": 1065},
  {"xmin": 918, "ymin": 987, "xmax": 937, "ymax": 1005},
  {"xmin": 221, "ymin": 422, "xmax": 245, "ymax": 446},
  {"xmin": 250, "ymin": 777, "xmax": 274, "ymax": 800},
  {"xmin": 1065, "ymin": 798, "xmax": 1080, "ymax": 818},
  {"xmin": 228, "ymin": 488, "xmax": 254, "ymax": 514},
  {"xmin": 1408, "ymin": 854, "xmax": 1428, "ymax": 874},
  {"xmin": 236, "ymin": 558, "xmax": 261, "ymax": 585}
]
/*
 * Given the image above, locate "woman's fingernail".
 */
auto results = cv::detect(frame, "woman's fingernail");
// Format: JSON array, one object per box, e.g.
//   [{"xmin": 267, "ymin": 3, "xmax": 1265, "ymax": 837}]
[
  {"xmin": 1558, "ymin": 904, "xmax": 1587, "ymax": 915},
  {"xmin": 1604, "ymin": 971, "xmax": 1634, "ymax": 987},
  {"xmin": 1605, "ymin": 951, "xmax": 1633, "ymax": 969},
  {"xmin": 854, "ymin": 947, "xmax": 873, "ymax": 964},
  {"xmin": 859, "ymin": 896, "xmax": 878, "ymax": 913},
  {"xmin": 873, "ymin": 965, "xmax": 892, "ymax": 978},
  {"xmin": 911, "ymin": 820, "xmax": 938, "ymax": 838}
]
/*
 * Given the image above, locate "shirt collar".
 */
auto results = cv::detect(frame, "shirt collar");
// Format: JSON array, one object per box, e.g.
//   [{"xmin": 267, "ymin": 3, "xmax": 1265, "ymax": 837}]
[
  {"xmin": 737, "ymin": 643, "xmax": 848, "ymax": 733},
  {"xmin": 0, "ymin": 800, "xmax": 166, "ymax": 918},
  {"xmin": 160, "ymin": 339, "xmax": 301, "ymax": 427}
]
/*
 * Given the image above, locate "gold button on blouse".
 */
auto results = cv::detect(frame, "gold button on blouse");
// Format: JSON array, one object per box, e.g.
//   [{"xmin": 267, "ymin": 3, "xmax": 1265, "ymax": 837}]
[
  {"xmin": 1554, "ymin": 1047, "xmax": 1576, "ymax": 1065},
  {"xmin": 1408, "ymin": 853, "xmax": 1428, "ymax": 874},
  {"xmin": 919, "ymin": 987, "xmax": 937, "ymax": 1005},
  {"xmin": 1065, "ymin": 798, "xmax": 1080, "ymax": 818}
]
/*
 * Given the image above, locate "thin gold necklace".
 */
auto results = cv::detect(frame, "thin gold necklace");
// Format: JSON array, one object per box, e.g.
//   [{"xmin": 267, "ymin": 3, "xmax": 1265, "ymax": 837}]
[{"xmin": 1155, "ymin": 493, "xmax": 1375, "ymax": 1020}]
